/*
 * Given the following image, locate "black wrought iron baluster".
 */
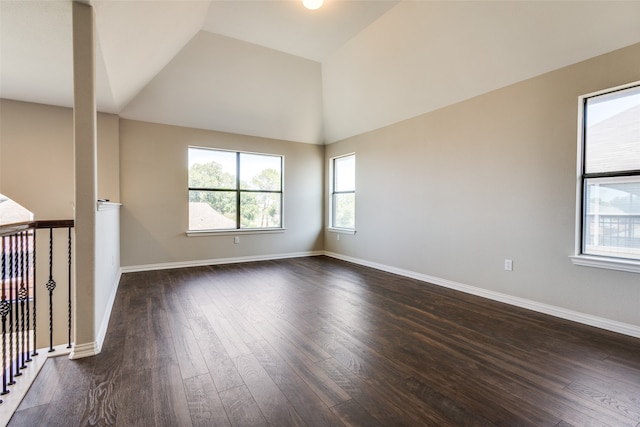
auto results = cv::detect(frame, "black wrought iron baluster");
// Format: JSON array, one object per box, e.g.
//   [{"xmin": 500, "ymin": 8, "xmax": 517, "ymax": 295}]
[
  {"xmin": 46, "ymin": 228, "xmax": 56, "ymax": 353},
  {"xmin": 32, "ymin": 230, "xmax": 37, "ymax": 357},
  {"xmin": 1, "ymin": 236, "xmax": 11, "ymax": 399},
  {"xmin": 8, "ymin": 235, "xmax": 16, "ymax": 384},
  {"xmin": 25, "ymin": 231, "xmax": 32, "ymax": 363},
  {"xmin": 12, "ymin": 235, "xmax": 21, "ymax": 378},
  {"xmin": 67, "ymin": 227, "xmax": 72, "ymax": 349},
  {"xmin": 18, "ymin": 232, "xmax": 28, "ymax": 370},
  {"xmin": 16, "ymin": 234, "xmax": 21, "ymax": 372}
]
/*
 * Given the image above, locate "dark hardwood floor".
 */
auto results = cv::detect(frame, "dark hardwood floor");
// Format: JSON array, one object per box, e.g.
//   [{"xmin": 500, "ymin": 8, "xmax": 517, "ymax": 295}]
[{"xmin": 9, "ymin": 256, "xmax": 640, "ymax": 426}]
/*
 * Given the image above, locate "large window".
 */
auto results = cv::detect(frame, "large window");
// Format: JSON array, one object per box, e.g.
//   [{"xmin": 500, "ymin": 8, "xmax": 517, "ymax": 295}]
[
  {"xmin": 578, "ymin": 83, "xmax": 640, "ymax": 264},
  {"xmin": 331, "ymin": 154, "xmax": 355, "ymax": 229},
  {"xmin": 188, "ymin": 147, "xmax": 283, "ymax": 231}
]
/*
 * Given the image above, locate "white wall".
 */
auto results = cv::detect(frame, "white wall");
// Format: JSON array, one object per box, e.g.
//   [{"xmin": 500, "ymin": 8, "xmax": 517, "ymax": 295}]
[
  {"xmin": 119, "ymin": 119, "xmax": 324, "ymax": 268},
  {"xmin": 325, "ymin": 43, "xmax": 640, "ymax": 331},
  {"xmin": 95, "ymin": 203, "xmax": 121, "ymax": 351}
]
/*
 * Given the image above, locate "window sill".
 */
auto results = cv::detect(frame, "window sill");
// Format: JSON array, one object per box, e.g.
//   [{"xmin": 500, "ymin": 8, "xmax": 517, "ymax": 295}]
[
  {"xmin": 186, "ymin": 228, "xmax": 285, "ymax": 237},
  {"xmin": 570, "ymin": 255, "xmax": 640, "ymax": 274},
  {"xmin": 327, "ymin": 227, "xmax": 356, "ymax": 235}
]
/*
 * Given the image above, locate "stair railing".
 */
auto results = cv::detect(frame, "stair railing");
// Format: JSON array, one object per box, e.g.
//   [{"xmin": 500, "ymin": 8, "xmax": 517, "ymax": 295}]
[{"xmin": 0, "ymin": 219, "xmax": 74, "ymax": 404}]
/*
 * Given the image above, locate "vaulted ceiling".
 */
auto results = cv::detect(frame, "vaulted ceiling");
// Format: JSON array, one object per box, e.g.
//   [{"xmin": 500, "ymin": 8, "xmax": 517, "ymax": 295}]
[{"xmin": 2, "ymin": 0, "xmax": 640, "ymax": 144}]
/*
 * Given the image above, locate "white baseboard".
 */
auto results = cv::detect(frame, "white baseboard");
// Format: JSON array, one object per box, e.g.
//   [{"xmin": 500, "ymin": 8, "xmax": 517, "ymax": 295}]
[
  {"xmin": 324, "ymin": 251, "xmax": 640, "ymax": 339},
  {"xmin": 69, "ymin": 341, "xmax": 98, "ymax": 360},
  {"xmin": 121, "ymin": 250, "xmax": 325, "ymax": 273},
  {"xmin": 118, "ymin": 249, "xmax": 640, "ymax": 339}
]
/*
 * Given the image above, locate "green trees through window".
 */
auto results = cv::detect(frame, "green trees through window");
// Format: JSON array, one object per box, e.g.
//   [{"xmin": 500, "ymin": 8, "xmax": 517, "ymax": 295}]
[
  {"xmin": 188, "ymin": 147, "xmax": 283, "ymax": 230},
  {"xmin": 331, "ymin": 154, "xmax": 355, "ymax": 229}
]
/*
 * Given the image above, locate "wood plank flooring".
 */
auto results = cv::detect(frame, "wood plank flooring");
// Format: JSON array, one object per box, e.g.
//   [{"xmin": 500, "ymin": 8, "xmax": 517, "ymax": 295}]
[{"xmin": 9, "ymin": 256, "xmax": 640, "ymax": 426}]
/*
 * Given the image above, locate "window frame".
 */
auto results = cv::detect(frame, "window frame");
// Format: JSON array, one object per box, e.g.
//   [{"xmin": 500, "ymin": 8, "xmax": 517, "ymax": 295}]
[
  {"xmin": 571, "ymin": 81, "xmax": 640, "ymax": 273},
  {"xmin": 328, "ymin": 153, "xmax": 356, "ymax": 233},
  {"xmin": 187, "ymin": 147, "xmax": 284, "ymax": 234}
]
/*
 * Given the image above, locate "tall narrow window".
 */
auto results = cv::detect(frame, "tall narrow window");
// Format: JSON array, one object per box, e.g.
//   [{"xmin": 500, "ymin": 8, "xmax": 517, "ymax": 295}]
[
  {"xmin": 579, "ymin": 83, "xmax": 640, "ymax": 262},
  {"xmin": 188, "ymin": 147, "xmax": 283, "ymax": 231},
  {"xmin": 331, "ymin": 154, "xmax": 355, "ymax": 229}
]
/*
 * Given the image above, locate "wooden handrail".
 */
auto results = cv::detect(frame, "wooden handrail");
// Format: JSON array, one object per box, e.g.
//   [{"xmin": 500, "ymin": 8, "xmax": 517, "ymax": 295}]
[
  {"xmin": 34, "ymin": 219, "xmax": 75, "ymax": 229},
  {"xmin": 0, "ymin": 219, "xmax": 74, "ymax": 237}
]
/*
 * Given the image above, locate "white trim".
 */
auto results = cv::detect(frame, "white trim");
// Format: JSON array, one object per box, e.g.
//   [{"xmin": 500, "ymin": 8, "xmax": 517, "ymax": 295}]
[
  {"xmin": 95, "ymin": 268, "xmax": 122, "ymax": 353},
  {"xmin": 121, "ymin": 251, "xmax": 324, "ymax": 273},
  {"xmin": 325, "ymin": 251, "xmax": 640, "ymax": 339},
  {"xmin": 0, "ymin": 346, "xmax": 72, "ymax": 427},
  {"xmin": 327, "ymin": 227, "xmax": 356, "ymax": 235},
  {"xmin": 69, "ymin": 341, "xmax": 98, "ymax": 360},
  {"xmin": 186, "ymin": 228, "xmax": 286, "ymax": 237},
  {"xmin": 574, "ymin": 95, "xmax": 585, "ymax": 257},
  {"xmin": 581, "ymin": 80, "xmax": 640, "ymax": 99},
  {"xmin": 188, "ymin": 146, "xmax": 286, "ymax": 233},
  {"xmin": 570, "ymin": 255, "xmax": 640, "ymax": 274},
  {"xmin": 96, "ymin": 201, "xmax": 122, "ymax": 211},
  {"xmin": 574, "ymin": 80, "xmax": 640, "ymax": 273},
  {"xmin": 329, "ymin": 152, "xmax": 356, "ymax": 230}
]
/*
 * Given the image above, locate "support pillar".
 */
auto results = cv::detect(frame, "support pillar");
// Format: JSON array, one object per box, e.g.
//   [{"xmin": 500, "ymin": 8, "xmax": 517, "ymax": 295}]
[{"xmin": 70, "ymin": 1, "xmax": 97, "ymax": 359}]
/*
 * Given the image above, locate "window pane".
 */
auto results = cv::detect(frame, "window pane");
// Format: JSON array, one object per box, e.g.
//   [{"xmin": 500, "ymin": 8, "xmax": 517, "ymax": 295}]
[
  {"xmin": 240, "ymin": 153, "xmax": 282, "ymax": 191},
  {"xmin": 583, "ymin": 177, "xmax": 640, "ymax": 260},
  {"xmin": 188, "ymin": 148, "xmax": 237, "ymax": 189},
  {"xmin": 240, "ymin": 192, "xmax": 281, "ymax": 228},
  {"xmin": 333, "ymin": 193, "xmax": 355, "ymax": 229},
  {"xmin": 585, "ymin": 86, "xmax": 640, "ymax": 174},
  {"xmin": 189, "ymin": 190, "xmax": 237, "ymax": 230},
  {"xmin": 335, "ymin": 155, "xmax": 355, "ymax": 192}
]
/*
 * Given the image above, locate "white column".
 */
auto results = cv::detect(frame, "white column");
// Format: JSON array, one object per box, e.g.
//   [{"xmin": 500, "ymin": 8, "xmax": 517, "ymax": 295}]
[{"xmin": 70, "ymin": 1, "xmax": 97, "ymax": 359}]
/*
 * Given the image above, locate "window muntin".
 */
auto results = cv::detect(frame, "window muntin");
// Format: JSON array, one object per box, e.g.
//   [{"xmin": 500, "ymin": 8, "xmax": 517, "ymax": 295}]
[
  {"xmin": 331, "ymin": 154, "xmax": 355, "ymax": 229},
  {"xmin": 580, "ymin": 83, "xmax": 640, "ymax": 261},
  {"xmin": 188, "ymin": 147, "xmax": 283, "ymax": 231}
]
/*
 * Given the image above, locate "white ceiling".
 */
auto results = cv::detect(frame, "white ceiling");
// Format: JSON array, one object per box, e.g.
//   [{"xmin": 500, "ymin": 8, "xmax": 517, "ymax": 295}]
[
  {"xmin": 1, "ymin": 0, "xmax": 640, "ymax": 144},
  {"xmin": 201, "ymin": 0, "xmax": 400, "ymax": 62}
]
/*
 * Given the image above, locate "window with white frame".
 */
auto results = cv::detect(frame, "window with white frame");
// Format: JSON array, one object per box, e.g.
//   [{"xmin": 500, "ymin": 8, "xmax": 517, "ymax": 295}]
[
  {"xmin": 331, "ymin": 154, "xmax": 355, "ymax": 230},
  {"xmin": 577, "ymin": 83, "xmax": 640, "ymax": 264},
  {"xmin": 188, "ymin": 147, "xmax": 283, "ymax": 231}
]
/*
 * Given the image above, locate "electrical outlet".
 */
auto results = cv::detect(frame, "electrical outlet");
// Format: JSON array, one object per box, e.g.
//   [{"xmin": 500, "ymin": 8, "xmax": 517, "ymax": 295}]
[
  {"xmin": 234, "ymin": 236, "xmax": 240, "ymax": 244},
  {"xmin": 336, "ymin": 234, "xmax": 340, "ymax": 241},
  {"xmin": 504, "ymin": 259, "xmax": 513, "ymax": 271}
]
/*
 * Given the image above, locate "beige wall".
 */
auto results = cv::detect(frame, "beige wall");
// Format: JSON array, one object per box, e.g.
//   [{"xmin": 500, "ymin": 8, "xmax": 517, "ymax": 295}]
[
  {"xmin": 0, "ymin": 98, "xmax": 121, "ymax": 347},
  {"xmin": 0, "ymin": 99, "xmax": 120, "ymax": 217},
  {"xmin": 119, "ymin": 119, "xmax": 324, "ymax": 267},
  {"xmin": 97, "ymin": 113, "xmax": 120, "ymax": 203},
  {"xmin": 3, "ymin": 41, "xmax": 639, "ymax": 335},
  {"xmin": 325, "ymin": 42, "xmax": 640, "ymax": 328},
  {"xmin": 1, "ymin": 100, "xmax": 74, "ymax": 218}
]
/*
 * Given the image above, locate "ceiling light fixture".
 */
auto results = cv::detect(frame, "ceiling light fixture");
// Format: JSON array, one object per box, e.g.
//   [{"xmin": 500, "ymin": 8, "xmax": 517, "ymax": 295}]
[{"xmin": 302, "ymin": 0, "xmax": 323, "ymax": 10}]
